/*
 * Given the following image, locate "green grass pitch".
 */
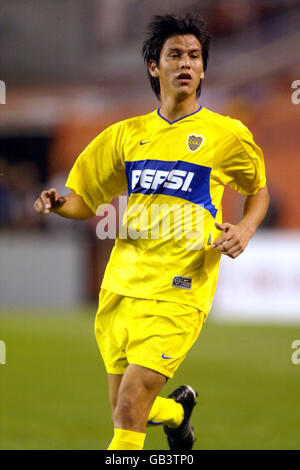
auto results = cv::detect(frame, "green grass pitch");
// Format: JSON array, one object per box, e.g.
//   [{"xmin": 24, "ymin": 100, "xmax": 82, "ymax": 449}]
[{"xmin": 1, "ymin": 308, "xmax": 299, "ymax": 450}]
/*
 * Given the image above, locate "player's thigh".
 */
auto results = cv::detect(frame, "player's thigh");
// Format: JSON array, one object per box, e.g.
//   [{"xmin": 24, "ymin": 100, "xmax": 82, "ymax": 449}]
[
  {"xmin": 94, "ymin": 289, "xmax": 129, "ymax": 375},
  {"xmin": 126, "ymin": 299, "xmax": 205, "ymax": 379}
]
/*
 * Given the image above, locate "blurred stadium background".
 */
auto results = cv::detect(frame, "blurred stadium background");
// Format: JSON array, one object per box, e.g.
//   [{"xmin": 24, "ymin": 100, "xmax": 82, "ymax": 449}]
[{"xmin": 1, "ymin": 0, "xmax": 300, "ymax": 450}]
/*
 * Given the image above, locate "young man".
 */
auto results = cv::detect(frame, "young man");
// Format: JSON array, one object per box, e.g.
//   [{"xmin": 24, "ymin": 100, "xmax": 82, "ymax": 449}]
[{"xmin": 34, "ymin": 14, "xmax": 269, "ymax": 450}]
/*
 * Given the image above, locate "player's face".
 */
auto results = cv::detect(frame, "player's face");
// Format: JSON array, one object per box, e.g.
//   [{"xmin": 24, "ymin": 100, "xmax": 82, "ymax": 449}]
[{"xmin": 149, "ymin": 34, "xmax": 205, "ymax": 100}]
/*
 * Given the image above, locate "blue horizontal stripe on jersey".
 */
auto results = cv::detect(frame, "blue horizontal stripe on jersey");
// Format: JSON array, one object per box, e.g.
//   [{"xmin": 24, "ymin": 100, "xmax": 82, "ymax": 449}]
[{"xmin": 125, "ymin": 159, "xmax": 217, "ymax": 218}]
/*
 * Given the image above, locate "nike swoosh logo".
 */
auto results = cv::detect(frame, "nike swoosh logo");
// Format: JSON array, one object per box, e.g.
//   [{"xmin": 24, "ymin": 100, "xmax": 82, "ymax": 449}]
[
  {"xmin": 140, "ymin": 141, "xmax": 151, "ymax": 145},
  {"xmin": 161, "ymin": 353, "xmax": 174, "ymax": 359}
]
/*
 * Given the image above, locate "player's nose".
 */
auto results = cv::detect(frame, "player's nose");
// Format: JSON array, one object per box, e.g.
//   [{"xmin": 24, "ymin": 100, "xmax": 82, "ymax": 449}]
[{"xmin": 179, "ymin": 54, "xmax": 191, "ymax": 69}]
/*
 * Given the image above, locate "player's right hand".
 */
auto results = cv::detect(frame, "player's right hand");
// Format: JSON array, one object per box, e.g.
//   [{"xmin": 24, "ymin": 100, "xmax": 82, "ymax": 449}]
[{"xmin": 33, "ymin": 188, "xmax": 67, "ymax": 215}]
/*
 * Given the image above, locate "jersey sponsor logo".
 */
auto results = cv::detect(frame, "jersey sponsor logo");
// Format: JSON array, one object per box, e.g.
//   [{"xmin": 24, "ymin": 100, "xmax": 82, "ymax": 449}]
[
  {"xmin": 131, "ymin": 168, "xmax": 194, "ymax": 193},
  {"xmin": 140, "ymin": 140, "xmax": 151, "ymax": 145},
  {"xmin": 187, "ymin": 134, "xmax": 205, "ymax": 152},
  {"xmin": 172, "ymin": 276, "xmax": 192, "ymax": 290},
  {"xmin": 125, "ymin": 159, "xmax": 217, "ymax": 218}
]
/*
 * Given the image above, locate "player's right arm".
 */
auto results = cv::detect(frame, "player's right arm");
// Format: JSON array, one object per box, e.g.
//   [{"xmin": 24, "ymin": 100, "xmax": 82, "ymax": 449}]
[
  {"xmin": 33, "ymin": 188, "xmax": 94, "ymax": 219},
  {"xmin": 36, "ymin": 122, "xmax": 127, "ymax": 221}
]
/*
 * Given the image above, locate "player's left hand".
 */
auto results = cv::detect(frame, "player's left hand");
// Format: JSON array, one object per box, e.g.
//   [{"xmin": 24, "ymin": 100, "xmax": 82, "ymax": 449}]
[{"xmin": 211, "ymin": 222, "xmax": 252, "ymax": 258}]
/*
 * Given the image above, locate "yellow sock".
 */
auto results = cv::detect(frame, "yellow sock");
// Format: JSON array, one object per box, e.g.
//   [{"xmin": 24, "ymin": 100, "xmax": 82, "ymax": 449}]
[
  {"xmin": 107, "ymin": 428, "xmax": 146, "ymax": 450},
  {"xmin": 148, "ymin": 396, "xmax": 184, "ymax": 428}
]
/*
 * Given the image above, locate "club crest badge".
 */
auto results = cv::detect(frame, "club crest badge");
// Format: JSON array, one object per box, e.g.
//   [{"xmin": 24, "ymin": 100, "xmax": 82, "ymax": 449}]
[{"xmin": 187, "ymin": 134, "xmax": 205, "ymax": 152}]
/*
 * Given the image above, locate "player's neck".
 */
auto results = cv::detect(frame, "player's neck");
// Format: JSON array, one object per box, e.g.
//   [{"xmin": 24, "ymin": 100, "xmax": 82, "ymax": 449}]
[{"xmin": 159, "ymin": 94, "xmax": 200, "ymax": 123}]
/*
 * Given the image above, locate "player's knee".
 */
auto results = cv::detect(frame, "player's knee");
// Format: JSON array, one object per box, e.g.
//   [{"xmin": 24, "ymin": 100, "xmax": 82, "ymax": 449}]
[{"xmin": 113, "ymin": 394, "xmax": 139, "ymax": 427}]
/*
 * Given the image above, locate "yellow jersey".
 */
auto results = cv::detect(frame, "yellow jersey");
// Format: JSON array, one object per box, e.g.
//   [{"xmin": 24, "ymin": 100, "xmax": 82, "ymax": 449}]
[{"xmin": 66, "ymin": 107, "xmax": 266, "ymax": 315}]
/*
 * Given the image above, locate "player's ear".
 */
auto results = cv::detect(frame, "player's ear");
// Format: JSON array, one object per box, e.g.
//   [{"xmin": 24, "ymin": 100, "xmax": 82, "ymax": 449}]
[
  {"xmin": 200, "ymin": 71, "xmax": 205, "ymax": 79},
  {"xmin": 148, "ymin": 59, "xmax": 159, "ymax": 78}
]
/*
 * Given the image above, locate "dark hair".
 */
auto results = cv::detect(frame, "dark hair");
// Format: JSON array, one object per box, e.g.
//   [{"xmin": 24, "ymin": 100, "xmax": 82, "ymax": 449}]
[{"xmin": 142, "ymin": 14, "xmax": 210, "ymax": 100}]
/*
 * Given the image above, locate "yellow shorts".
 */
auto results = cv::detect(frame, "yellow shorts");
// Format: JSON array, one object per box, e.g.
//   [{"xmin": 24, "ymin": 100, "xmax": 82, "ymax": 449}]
[{"xmin": 94, "ymin": 289, "xmax": 205, "ymax": 379}]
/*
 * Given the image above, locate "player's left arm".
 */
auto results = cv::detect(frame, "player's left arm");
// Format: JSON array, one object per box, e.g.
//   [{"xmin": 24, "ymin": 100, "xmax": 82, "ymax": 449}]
[{"xmin": 211, "ymin": 185, "xmax": 270, "ymax": 258}]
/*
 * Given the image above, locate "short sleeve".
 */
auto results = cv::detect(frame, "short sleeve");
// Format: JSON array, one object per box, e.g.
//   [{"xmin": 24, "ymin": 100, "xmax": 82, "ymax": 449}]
[
  {"xmin": 65, "ymin": 122, "xmax": 127, "ymax": 214},
  {"xmin": 221, "ymin": 119, "xmax": 266, "ymax": 196}
]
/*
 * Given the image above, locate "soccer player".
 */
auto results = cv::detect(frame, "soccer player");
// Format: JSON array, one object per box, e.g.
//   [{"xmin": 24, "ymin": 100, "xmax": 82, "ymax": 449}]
[{"xmin": 34, "ymin": 14, "xmax": 269, "ymax": 450}]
